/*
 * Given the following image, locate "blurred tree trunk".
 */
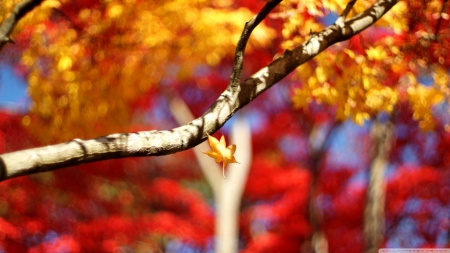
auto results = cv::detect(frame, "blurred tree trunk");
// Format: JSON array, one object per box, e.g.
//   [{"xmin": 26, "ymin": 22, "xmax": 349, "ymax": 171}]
[
  {"xmin": 169, "ymin": 97, "xmax": 252, "ymax": 253},
  {"xmin": 305, "ymin": 123, "xmax": 338, "ymax": 253},
  {"xmin": 215, "ymin": 118, "xmax": 251, "ymax": 253},
  {"xmin": 364, "ymin": 121, "xmax": 394, "ymax": 253}
]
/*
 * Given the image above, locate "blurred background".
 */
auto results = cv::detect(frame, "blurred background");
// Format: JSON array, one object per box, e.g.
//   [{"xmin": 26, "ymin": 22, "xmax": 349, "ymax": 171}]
[{"xmin": 0, "ymin": 0, "xmax": 449, "ymax": 252}]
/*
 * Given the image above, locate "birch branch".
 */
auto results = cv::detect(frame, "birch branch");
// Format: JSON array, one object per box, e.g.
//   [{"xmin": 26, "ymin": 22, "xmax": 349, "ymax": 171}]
[
  {"xmin": 229, "ymin": 0, "xmax": 281, "ymax": 88},
  {"xmin": 0, "ymin": 0, "xmax": 44, "ymax": 50}
]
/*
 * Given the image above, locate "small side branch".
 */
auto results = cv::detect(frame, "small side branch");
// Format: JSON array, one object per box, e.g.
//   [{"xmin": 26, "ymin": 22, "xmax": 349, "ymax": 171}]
[
  {"xmin": 434, "ymin": 0, "xmax": 448, "ymax": 41},
  {"xmin": 340, "ymin": 0, "xmax": 358, "ymax": 19},
  {"xmin": 308, "ymin": 123, "xmax": 340, "ymax": 253},
  {"xmin": 229, "ymin": 0, "xmax": 282, "ymax": 88},
  {"xmin": 0, "ymin": 0, "xmax": 44, "ymax": 50},
  {"xmin": 336, "ymin": 0, "xmax": 357, "ymax": 26}
]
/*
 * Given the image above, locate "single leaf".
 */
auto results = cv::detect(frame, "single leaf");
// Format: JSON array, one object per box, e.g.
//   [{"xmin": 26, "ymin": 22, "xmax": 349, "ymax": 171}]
[{"xmin": 203, "ymin": 133, "xmax": 239, "ymax": 178}]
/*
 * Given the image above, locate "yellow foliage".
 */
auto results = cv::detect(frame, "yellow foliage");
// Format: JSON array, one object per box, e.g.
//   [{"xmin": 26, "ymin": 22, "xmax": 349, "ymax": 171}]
[
  {"xmin": 57, "ymin": 56, "xmax": 73, "ymax": 72},
  {"xmin": 292, "ymin": 88, "xmax": 311, "ymax": 108},
  {"xmin": 433, "ymin": 67, "xmax": 450, "ymax": 97},
  {"xmin": 374, "ymin": 1, "xmax": 409, "ymax": 33},
  {"xmin": 291, "ymin": 46, "xmax": 402, "ymax": 126},
  {"xmin": 278, "ymin": 0, "xmax": 409, "ymax": 51},
  {"xmin": 407, "ymin": 84, "xmax": 445, "ymax": 130},
  {"xmin": 283, "ymin": 0, "xmax": 450, "ymax": 130},
  {"xmin": 366, "ymin": 46, "xmax": 387, "ymax": 61},
  {"xmin": 4, "ymin": 0, "xmax": 450, "ymax": 138},
  {"xmin": 11, "ymin": 0, "xmax": 276, "ymax": 143},
  {"xmin": 107, "ymin": 4, "xmax": 124, "ymax": 19}
]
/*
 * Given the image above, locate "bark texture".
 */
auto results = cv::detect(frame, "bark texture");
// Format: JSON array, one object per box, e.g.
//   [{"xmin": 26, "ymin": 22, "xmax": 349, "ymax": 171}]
[{"xmin": 364, "ymin": 121, "xmax": 394, "ymax": 253}]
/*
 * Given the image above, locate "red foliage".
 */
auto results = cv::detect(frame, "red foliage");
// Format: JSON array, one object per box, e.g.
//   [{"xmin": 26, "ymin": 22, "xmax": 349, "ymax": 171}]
[
  {"xmin": 2, "ymin": 0, "xmax": 450, "ymax": 251},
  {"xmin": 0, "ymin": 112, "xmax": 34, "ymax": 153},
  {"xmin": 242, "ymin": 233, "xmax": 302, "ymax": 253}
]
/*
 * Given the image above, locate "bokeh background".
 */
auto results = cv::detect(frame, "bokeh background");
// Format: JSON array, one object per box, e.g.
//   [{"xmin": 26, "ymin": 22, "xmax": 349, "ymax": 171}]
[{"xmin": 0, "ymin": 0, "xmax": 450, "ymax": 252}]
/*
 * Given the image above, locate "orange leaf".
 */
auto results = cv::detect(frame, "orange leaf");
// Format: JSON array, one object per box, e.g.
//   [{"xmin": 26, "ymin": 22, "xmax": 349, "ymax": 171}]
[{"xmin": 203, "ymin": 133, "xmax": 239, "ymax": 178}]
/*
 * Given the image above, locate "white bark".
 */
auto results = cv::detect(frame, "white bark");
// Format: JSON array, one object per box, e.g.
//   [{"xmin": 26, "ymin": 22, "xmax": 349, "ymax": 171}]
[
  {"xmin": 0, "ymin": 0, "xmax": 44, "ymax": 49},
  {"xmin": 215, "ymin": 118, "xmax": 251, "ymax": 253},
  {"xmin": 364, "ymin": 121, "xmax": 394, "ymax": 253}
]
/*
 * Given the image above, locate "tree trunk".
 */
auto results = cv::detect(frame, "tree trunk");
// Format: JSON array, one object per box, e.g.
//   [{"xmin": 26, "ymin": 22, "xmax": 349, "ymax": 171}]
[
  {"xmin": 364, "ymin": 121, "xmax": 394, "ymax": 253},
  {"xmin": 169, "ymin": 97, "xmax": 252, "ymax": 253}
]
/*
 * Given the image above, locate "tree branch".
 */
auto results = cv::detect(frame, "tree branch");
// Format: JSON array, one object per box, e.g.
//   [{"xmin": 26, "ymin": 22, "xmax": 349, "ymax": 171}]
[
  {"xmin": 0, "ymin": 0, "xmax": 400, "ymax": 181},
  {"xmin": 307, "ymin": 122, "xmax": 340, "ymax": 253},
  {"xmin": 340, "ymin": 0, "xmax": 358, "ymax": 19},
  {"xmin": 434, "ymin": 0, "xmax": 448, "ymax": 41},
  {"xmin": 364, "ymin": 120, "xmax": 394, "ymax": 253},
  {"xmin": 229, "ymin": 0, "xmax": 281, "ymax": 88},
  {"xmin": 335, "ymin": 0, "xmax": 358, "ymax": 27},
  {"xmin": 0, "ymin": 0, "xmax": 44, "ymax": 50}
]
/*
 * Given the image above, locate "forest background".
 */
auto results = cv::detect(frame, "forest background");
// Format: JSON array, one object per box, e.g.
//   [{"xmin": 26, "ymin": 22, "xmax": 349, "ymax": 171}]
[{"xmin": 0, "ymin": 0, "xmax": 449, "ymax": 252}]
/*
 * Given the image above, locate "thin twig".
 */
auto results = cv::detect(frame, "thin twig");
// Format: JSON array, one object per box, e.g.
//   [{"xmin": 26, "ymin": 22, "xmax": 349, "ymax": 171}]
[
  {"xmin": 229, "ymin": 0, "xmax": 282, "ymax": 88},
  {"xmin": 340, "ymin": 0, "xmax": 358, "ymax": 19},
  {"xmin": 434, "ymin": 0, "xmax": 448, "ymax": 41},
  {"xmin": 222, "ymin": 162, "xmax": 225, "ymax": 179},
  {"xmin": 420, "ymin": 7, "xmax": 436, "ymax": 42},
  {"xmin": 0, "ymin": 0, "xmax": 44, "ymax": 50},
  {"xmin": 336, "ymin": 0, "xmax": 358, "ymax": 26}
]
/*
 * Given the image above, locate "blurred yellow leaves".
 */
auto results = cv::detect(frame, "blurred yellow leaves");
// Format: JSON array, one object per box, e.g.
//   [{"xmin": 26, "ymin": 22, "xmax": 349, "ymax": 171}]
[
  {"xmin": 57, "ymin": 56, "xmax": 73, "ymax": 72},
  {"xmin": 107, "ymin": 4, "xmax": 124, "ymax": 19},
  {"xmin": 278, "ymin": 0, "xmax": 408, "ymax": 50},
  {"xmin": 405, "ymin": 66, "xmax": 449, "ymax": 130},
  {"xmin": 282, "ymin": 0, "xmax": 450, "ymax": 130},
  {"xmin": 292, "ymin": 46, "xmax": 399, "ymax": 126},
  {"xmin": 6, "ymin": 0, "xmax": 448, "ymax": 144},
  {"xmin": 12, "ymin": 0, "xmax": 275, "ymax": 143},
  {"xmin": 292, "ymin": 43, "xmax": 449, "ymax": 130},
  {"xmin": 374, "ymin": 1, "xmax": 408, "ymax": 34},
  {"xmin": 407, "ymin": 85, "xmax": 444, "ymax": 130},
  {"xmin": 366, "ymin": 46, "xmax": 387, "ymax": 61},
  {"xmin": 41, "ymin": 0, "xmax": 61, "ymax": 9}
]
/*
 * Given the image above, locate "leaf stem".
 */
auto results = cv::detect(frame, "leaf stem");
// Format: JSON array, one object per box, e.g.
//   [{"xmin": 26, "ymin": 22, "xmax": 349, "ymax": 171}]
[{"xmin": 222, "ymin": 162, "xmax": 225, "ymax": 179}]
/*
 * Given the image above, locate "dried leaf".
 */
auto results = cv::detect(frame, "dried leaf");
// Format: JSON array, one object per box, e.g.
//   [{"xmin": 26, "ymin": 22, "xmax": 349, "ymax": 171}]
[{"xmin": 203, "ymin": 133, "xmax": 239, "ymax": 178}]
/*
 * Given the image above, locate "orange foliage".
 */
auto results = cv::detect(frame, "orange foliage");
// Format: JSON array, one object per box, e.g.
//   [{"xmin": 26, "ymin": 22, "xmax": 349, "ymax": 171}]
[{"xmin": 7, "ymin": 0, "xmax": 275, "ymax": 143}]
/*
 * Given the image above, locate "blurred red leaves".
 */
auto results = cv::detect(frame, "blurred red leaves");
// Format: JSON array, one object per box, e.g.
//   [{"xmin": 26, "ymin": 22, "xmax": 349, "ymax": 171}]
[{"xmin": 1, "ymin": 0, "xmax": 450, "ymax": 251}]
